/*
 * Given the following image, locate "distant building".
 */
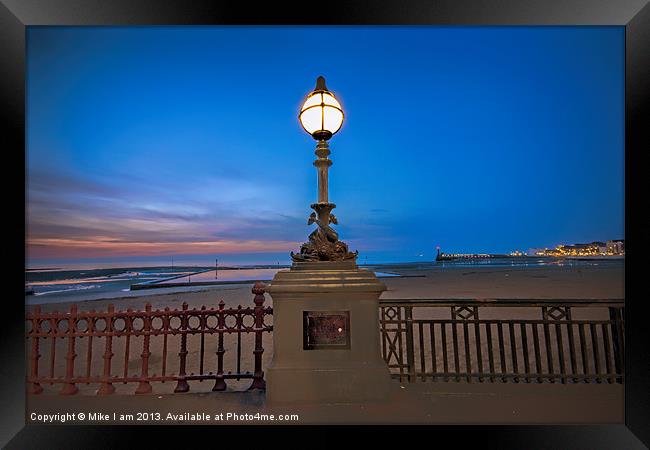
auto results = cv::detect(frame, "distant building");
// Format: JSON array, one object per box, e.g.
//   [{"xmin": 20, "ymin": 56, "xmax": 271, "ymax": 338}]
[{"xmin": 606, "ymin": 239, "xmax": 625, "ymax": 255}]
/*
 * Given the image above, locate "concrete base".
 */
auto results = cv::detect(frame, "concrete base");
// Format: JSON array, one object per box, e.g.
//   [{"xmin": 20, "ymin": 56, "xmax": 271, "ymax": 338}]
[
  {"xmin": 266, "ymin": 364, "xmax": 394, "ymax": 404},
  {"xmin": 265, "ymin": 260, "xmax": 393, "ymax": 404}
]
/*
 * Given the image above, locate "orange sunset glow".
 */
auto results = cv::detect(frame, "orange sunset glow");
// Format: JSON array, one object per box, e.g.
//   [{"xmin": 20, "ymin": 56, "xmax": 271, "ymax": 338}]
[{"xmin": 27, "ymin": 237, "xmax": 300, "ymax": 259}]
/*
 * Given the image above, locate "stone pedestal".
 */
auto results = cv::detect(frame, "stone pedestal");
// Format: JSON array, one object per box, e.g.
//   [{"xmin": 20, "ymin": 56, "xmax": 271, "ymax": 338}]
[{"xmin": 265, "ymin": 260, "xmax": 393, "ymax": 404}]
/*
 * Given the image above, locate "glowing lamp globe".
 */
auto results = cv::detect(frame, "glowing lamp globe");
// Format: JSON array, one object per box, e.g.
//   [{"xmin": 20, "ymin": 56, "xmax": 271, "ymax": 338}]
[{"xmin": 299, "ymin": 76, "xmax": 344, "ymax": 141}]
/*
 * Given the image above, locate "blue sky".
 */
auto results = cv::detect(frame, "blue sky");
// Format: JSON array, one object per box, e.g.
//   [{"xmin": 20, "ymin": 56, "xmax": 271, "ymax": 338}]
[{"xmin": 26, "ymin": 26, "xmax": 624, "ymax": 266}]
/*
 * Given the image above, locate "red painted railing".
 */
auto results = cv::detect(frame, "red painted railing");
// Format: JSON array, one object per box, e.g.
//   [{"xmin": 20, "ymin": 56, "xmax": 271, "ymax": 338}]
[{"xmin": 26, "ymin": 282, "xmax": 272, "ymax": 395}]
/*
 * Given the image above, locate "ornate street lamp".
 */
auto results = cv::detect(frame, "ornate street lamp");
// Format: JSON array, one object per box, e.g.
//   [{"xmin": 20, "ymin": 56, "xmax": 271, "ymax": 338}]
[
  {"xmin": 292, "ymin": 76, "xmax": 358, "ymax": 262},
  {"xmin": 266, "ymin": 77, "xmax": 390, "ymax": 404}
]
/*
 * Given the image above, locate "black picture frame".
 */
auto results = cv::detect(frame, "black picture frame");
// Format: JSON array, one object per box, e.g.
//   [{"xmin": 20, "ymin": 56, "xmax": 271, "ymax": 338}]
[{"xmin": 2, "ymin": 0, "xmax": 648, "ymax": 447}]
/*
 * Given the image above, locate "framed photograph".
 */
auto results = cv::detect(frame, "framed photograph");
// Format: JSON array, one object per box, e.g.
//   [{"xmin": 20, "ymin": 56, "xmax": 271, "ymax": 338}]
[{"xmin": 2, "ymin": 0, "xmax": 648, "ymax": 447}]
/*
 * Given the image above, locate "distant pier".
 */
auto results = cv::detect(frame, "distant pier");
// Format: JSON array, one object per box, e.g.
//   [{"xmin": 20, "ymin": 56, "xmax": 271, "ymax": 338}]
[
  {"xmin": 436, "ymin": 249, "xmax": 529, "ymax": 261},
  {"xmin": 436, "ymin": 253, "xmax": 528, "ymax": 261}
]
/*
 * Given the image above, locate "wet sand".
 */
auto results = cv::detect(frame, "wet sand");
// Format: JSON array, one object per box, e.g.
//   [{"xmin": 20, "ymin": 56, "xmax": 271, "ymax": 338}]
[{"xmin": 30, "ymin": 263, "xmax": 624, "ymax": 313}]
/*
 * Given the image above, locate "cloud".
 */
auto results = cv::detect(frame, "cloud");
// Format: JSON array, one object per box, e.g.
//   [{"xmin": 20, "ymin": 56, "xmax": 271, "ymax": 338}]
[{"xmin": 26, "ymin": 169, "xmax": 307, "ymax": 258}]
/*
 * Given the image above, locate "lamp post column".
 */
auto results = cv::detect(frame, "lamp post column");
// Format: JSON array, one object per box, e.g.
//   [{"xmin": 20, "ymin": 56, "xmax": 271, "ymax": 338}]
[
  {"xmin": 314, "ymin": 140, "xmax": 332, "ymax": 204},
  {"xmin": 313, "ymin": 140, "xmax": 334, "ymax": 226}
]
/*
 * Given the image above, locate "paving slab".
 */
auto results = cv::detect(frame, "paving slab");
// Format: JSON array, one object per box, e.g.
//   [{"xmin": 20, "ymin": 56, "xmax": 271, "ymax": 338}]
[{"xmin": 26, "ymin": 380, "xmax": 623, "ymax": 425}]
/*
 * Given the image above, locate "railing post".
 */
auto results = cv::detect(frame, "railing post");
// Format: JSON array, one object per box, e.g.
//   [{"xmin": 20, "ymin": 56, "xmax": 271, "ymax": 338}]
[
  {"xmin": 27, "ymin": 306, "xmax": 43, "ymax": 395},
  {"xmin": 380, "ymin": 306, "xmax": 387, "ymax": 363},
  {"xmin": 135, "ymin": 303, "xmax": 153, "ymax": 394},
  {"xmin": 565, "ymin": 307, "xmax": 578, "ymax": 383},
  {"xmin": 85, "ymin": 310, "xmax": 95, "ymax": 382},
  {"xmin": 97, "ymin": 304, "xmax": 116, "ymax": 395},
  {"xmin": 199, "ymin": 305, "xmax": 207, "ymax": 378},
  {"xmin": 249, "ymin": 282, "xmax": 267, "ymax": 390},
  {"xmin": 60, "ymin": 304, "xmax": 78, "ymax": 395},
  {"xmin": 174, "ymin": 302, "xmax": 190, "ymax": 393},
  {"xmin": 405, "ymin": 306, "xmax": 415, "ymax": 382},
  {"xmin": 212, "ymin": 300, "xmax": 227, "ymax": 391},
  {"xmin": 473, "ymin": 306, "xmax": 483, "ymax": 382},
  {"xmin": 541, "ymin": 307, "xmax": 554, "ymax": 383},
  {"xmin": 236, "ymin": 305, "xmax": 242, "ymax": 380},
  {"xmin": 609, "ymin": 306, "xmax": 624, "ymax": 382}
]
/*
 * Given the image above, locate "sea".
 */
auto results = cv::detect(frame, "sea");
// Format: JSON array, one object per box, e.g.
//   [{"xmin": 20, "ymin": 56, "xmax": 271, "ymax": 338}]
[{"xmin": 25, "ymin": 256, "xmax": 623, "ymax": 305}]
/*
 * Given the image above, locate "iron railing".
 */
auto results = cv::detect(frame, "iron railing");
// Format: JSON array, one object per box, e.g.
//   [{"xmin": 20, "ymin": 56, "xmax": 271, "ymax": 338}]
[
  {"xmin": 26, "ymin": 283, "xmax": 272, "ymax": 395},
  {"xmin": 379, "ymin": 298, "xmax": 624, "ymax": 384},
  {"xmin": 27, "ymin": 291, "xmax": 624, "ymax": 395}
]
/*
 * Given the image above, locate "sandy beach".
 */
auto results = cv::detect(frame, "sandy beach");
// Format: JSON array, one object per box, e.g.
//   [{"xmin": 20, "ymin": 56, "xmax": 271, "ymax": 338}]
[{"xmin": 26, "ymin": 263, "xmax": 624, "ymax": 395}]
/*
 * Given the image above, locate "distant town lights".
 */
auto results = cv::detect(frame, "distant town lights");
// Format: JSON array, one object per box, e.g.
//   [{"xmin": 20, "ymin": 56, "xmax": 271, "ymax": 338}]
[{"xmin": 533, "ymin": 240, "xmax": 624, "ymax": 257}]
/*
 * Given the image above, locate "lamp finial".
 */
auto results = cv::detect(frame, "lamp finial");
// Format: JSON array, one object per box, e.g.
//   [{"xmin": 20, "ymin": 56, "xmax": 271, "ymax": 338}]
[{"xmin": 315, "ymin": 76, "xmax": 328, "ymax": 91}]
